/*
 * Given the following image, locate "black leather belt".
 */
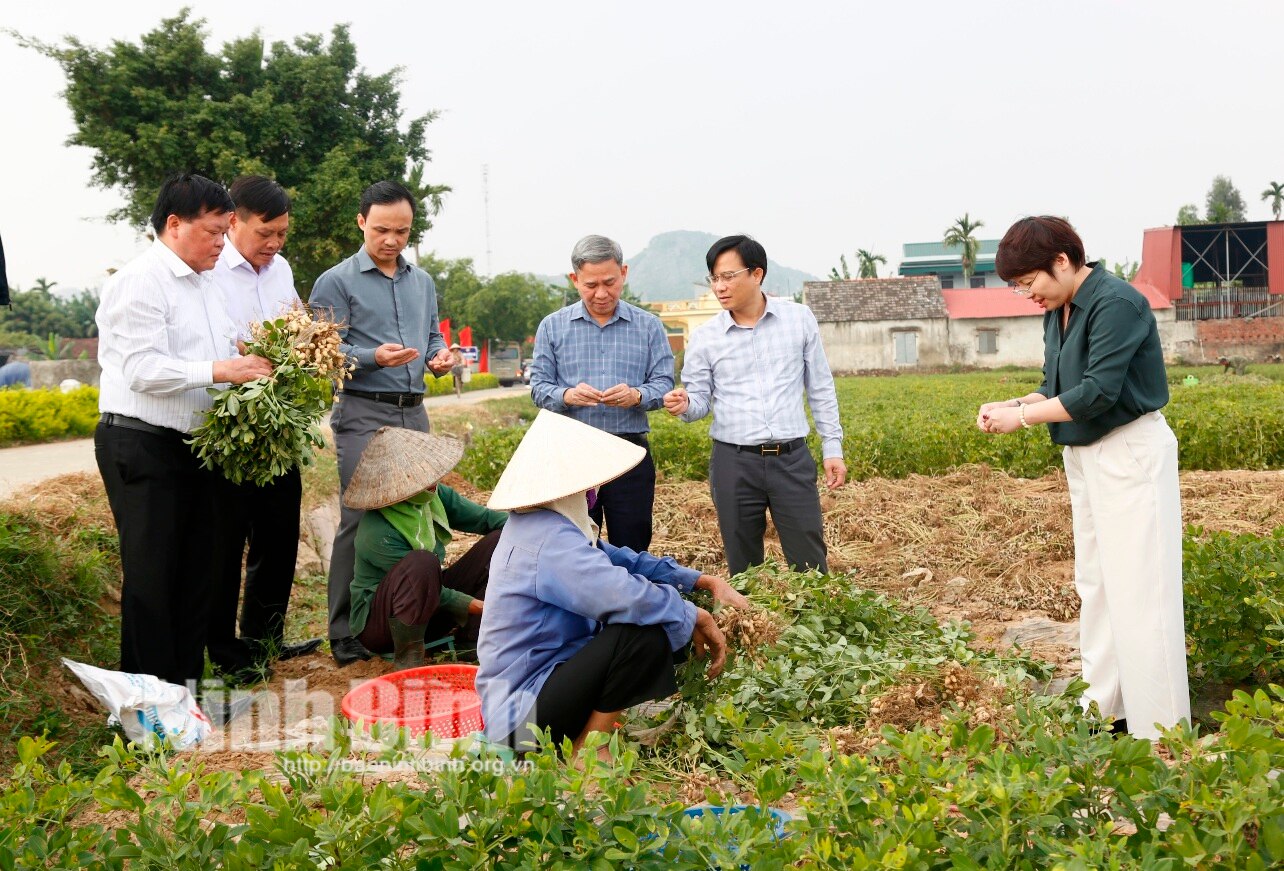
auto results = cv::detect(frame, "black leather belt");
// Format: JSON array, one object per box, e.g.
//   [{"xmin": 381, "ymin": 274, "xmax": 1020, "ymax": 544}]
[
  {"xmin": 99, "ymin": 413, "xmax": 181, "ymax": 438},
  {"xmin": 719, "ymin": 437, "xmax": 805, "ymax": 455},
  {"xmin": 342, "ymin": 389, "xmax": 425, "ymax": 408},
  {"xmin": 613, "ymin": 432, "xmax": 649, "ymax": 447}
]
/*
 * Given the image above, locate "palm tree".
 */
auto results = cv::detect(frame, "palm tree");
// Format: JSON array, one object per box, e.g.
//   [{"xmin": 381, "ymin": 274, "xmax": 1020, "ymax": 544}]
[
  {"xmin": 406, "ymin": 162, "xmax": 451, "ymax": 264},
  {"xmin": 943, "ymin": 214, "xmax": 985, "ymax": 282},
  {"xmin": 855, "ymin": 249, "xmax": 886, "ymax": 279},
  {"xmin": 1262, "ymin": 181, "xmax": 1284, "ymax": 221},
  {"xmin": 828, "ymin": 254, "xmax": 851, "ymax": 281}
]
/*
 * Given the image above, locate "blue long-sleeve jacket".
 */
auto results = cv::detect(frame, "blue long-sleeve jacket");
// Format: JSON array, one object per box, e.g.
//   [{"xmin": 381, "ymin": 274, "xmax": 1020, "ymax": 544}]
[{"xmin": 475, "ymin": 509, "xmax": 698, "ymax": 741}]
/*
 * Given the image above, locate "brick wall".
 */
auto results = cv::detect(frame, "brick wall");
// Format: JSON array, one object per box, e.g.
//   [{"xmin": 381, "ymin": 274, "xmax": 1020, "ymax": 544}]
[{"xmin": 1193, "ymin": 316, "xmax": 1284, "ymax": 361}]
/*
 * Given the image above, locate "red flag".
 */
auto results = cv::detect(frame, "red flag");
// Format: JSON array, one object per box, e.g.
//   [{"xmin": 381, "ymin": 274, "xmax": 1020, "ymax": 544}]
[
  {"xmin": 458, "ymin": 325, "xmax": 473, "ymax": 347},
  {"xmin": 439, "ymin": 318, "xmax": 452, "ymax": 345}
]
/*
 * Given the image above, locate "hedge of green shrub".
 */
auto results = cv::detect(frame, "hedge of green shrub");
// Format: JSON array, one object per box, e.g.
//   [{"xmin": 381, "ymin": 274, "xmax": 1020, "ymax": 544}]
[
  {"xmin": 424, "ymin": 372, "xmax": 501, "ymax": 396},
  {"xmin": 0, "ymin": 386, "xmax": 99, "ymax": 447}
]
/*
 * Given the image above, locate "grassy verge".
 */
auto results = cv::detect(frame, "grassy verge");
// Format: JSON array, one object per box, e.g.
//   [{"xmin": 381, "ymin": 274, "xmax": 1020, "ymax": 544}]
[{"xmin": 0, "ymin": 477, "xmax": 120, "ymax": 775}]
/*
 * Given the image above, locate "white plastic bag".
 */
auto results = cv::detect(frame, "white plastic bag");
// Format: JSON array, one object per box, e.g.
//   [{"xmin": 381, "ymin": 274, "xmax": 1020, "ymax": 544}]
[{"xmin": 62, "ymin": 658, "xmax": 211, "ymax": 750}]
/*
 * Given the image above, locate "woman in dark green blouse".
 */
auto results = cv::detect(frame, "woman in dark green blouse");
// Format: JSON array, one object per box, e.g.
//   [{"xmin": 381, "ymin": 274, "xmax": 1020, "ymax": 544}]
[
  {"xmin": 343, "ymin": 427, "xmax": 506, "ymax": 669},
  {"xmin": 976, "ymin": 216, "xmax": 1189, "ymax": 741}
]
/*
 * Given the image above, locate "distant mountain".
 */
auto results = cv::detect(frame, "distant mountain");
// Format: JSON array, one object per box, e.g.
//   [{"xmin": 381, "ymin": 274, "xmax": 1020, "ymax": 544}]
[
  {"xmin": 626, "ymin": 230, "xmax": 818, "ymax": 302},
  {"xmin": 532, "ymin": 231, "xmax": 819, "ymax": 303}
]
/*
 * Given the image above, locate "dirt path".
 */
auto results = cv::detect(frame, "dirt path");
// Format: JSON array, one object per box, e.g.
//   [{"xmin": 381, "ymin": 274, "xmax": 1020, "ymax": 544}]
[{"xmin": 0, "ymin": 385, "xmax": 531, "ymax": 498}]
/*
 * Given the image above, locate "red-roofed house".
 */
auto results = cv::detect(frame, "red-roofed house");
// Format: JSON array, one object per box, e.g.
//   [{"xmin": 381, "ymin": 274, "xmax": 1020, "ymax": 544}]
[{"xmin": 805, "ymin": 273, "xmax": 1184, "ymax": 371}]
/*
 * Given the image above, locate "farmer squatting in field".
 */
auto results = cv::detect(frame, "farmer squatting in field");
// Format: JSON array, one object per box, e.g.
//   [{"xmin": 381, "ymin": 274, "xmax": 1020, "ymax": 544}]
[{"xmin": 475, "ymin": 410, "xmax": 747, "ymax": 759}]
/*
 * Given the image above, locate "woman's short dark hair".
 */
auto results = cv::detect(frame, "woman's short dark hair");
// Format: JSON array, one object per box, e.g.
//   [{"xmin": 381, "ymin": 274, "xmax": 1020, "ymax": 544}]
[
  {"xmin": 995, "ymin": 216, "xmax": 1086, "ymax": 280},
  {"xmin": 705, "ymin": 234, "xmax": 768, "ymax": 279},
  {"xmin": 229, "ymin": 175, "xmax": 290, "ymax": 221},
  {"xmin": 149, "ymin": 173, "xmax": 236, "ymax": 234},
  {"xmin": 360, "ymin": 180, "xmax": 416, "ymax": 219}
]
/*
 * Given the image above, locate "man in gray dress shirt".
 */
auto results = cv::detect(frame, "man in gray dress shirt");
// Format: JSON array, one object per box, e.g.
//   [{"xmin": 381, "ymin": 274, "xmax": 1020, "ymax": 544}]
[{"xmin": 309, "ymin": 180, "xmax": 456, "ymax": 665}]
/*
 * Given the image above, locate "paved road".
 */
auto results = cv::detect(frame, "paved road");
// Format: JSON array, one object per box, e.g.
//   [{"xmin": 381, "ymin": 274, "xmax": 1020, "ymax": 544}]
[{"xmin": 0, "ymin": 385, "xmax": 531, "ymax": 499}]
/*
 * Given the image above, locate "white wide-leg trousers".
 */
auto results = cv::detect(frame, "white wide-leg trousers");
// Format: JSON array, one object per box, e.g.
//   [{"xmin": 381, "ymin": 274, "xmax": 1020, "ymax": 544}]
[{"xmin": 1063, "ymin": 411, "xmax": 1190, "ymax": 740}]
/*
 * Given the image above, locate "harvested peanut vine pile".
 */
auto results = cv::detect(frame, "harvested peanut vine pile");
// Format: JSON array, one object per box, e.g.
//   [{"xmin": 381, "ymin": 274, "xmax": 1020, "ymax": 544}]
[
  {"xmin": 653, "ymin": 465, "xmax": 1284, "ymax": 621},
  {"xmin": 190, "ymin": 303, "xmax": 353, "ymax": 486}
]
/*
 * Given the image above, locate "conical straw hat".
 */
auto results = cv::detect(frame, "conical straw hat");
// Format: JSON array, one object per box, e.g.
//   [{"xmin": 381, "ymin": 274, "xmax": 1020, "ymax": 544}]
[
  {"xmin": 486, "ymin": 410, "xmax": 645, "ymax": 511},
  {"xmin": 343, "ymin": 427, "xmax": 465, "ymax": 510}
]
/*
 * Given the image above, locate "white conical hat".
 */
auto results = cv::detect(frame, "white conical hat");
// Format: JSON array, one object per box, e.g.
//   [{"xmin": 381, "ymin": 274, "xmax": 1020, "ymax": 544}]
[
  {"xmin": 343, "ymin": 427, "xmax": 465, "ymax": 510},
  {"xmin": 486, "ymin": 410, "xmax": 645, "ymax": 510}
]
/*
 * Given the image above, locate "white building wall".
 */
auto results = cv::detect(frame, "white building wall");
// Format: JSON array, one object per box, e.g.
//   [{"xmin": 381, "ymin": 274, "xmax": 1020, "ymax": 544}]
[
  {"xmin": 819, "ymin": 319, "xmax": 951, "ymax": 371},
  {"xmin": 947, "ymin": 317, "xmax": 1046, "ymax": 367},
  {"xmin": 1155, "ymin": 310, "xmax": 1199, "ymax": 361},
  {"xmin": 820, "ymin": 309, "xmax": 1195, "ymax": 372}
]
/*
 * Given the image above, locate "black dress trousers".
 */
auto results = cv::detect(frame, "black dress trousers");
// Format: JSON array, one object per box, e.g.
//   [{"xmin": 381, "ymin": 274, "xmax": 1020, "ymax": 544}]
[{"xmin": 95, "ymin": 421, "xmax": 220, "ymax": 687}]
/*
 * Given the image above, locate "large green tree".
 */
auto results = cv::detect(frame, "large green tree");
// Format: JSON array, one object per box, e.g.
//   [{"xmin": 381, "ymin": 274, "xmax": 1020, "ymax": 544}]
[
  {"xmin": 460, "ymin": 273, "xmax": 560, "ymax": 343},
  {"xmin": 1261, "ymin": 181, "xmax": 1284, "ymax": 221},
  {"xmin": 418, "ymin": 253, "xmax": 485, "ymax": 324},
  {"xmin": 0, "ymin": 285, "xmax": 98, "ymax": 339},
  {"xmin": 16, "ymin": 11, "xmax": 448, "ymax": 295},
  {"xmin": 419, "ymin": 254, "xmax": 561, "ymax": 343},
  {"xmin": 943, "ymin": 214, "xmax": 984, "ymax": 281},
  {"xmin": 1205, "ymin": 175, "xmax": 1246, "ymax": 223}
]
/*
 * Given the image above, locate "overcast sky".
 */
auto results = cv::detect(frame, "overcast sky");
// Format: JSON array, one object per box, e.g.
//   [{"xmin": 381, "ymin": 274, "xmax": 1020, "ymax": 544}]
[{"xmin": 4, "ymin": 0, "xmax": 1283, "ymax": 291}]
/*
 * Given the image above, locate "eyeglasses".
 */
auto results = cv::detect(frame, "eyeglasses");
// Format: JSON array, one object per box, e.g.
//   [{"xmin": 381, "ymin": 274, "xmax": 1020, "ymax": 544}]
[
  {"xmin": 1010, "ymin": 273, "xmax": 1040, "ymax": 297},
  {"xmin": 705, "ymin": 268, "xmax": 751, "ymax": 287}
]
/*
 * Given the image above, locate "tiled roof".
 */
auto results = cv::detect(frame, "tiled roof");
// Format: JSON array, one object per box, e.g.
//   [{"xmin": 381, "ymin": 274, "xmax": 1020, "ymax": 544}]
[{"xmin": 804, "ymin": 276, "xmax": 947, "ymax": 322}]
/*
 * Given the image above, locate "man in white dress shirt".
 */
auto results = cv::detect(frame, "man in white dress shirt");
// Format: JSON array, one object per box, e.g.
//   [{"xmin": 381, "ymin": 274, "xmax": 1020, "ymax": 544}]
[
  {"xmin": 663, "ymin": 235, "xmax": 846, "ymax": 576},
  {"xmin": 208, "ymin": 176, "xmax": 321, "ymax": 683},
  {"xmin": 95, "ymin": 174, "xmax": 273, "ymax": 687}
]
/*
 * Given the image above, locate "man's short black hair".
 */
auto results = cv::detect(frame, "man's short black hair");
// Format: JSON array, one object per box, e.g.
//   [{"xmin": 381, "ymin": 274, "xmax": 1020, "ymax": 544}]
[
  {"xmin": 229, "ymin": 175, "xmax": 291, "ymax": 221},
  {"xmin": 149, "ymin": 173, "xmax": 235, "ymax": 235},
  {"xmin": 706, "ymin": 234, "xmax": 768, "ymax": 280},
  {"xmin": 360, "ymin": 180, "xmax": 417, "ymax": 219}
]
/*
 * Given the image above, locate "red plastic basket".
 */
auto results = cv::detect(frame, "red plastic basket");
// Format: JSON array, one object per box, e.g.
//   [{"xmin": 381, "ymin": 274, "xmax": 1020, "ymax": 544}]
[{"xmin": 341, "ymin": 664, "xmax": 483, "ymax": 739}]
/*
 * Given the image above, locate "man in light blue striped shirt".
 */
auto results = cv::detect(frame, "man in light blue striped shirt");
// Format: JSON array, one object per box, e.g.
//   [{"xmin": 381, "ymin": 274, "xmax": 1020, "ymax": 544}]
[
  {"xmin": 664, "ymin": 235, "xmax": 846, "ymax": 574},
  {"xmin": 530, "ymin": 235, "xmax": 674, "ymax": 551}
]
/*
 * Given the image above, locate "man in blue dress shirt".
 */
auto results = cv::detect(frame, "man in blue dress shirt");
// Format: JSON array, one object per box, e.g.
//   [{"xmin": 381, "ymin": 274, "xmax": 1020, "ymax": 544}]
[
  {"xmin": 529, "ymin": 235, "xmax": 674, "ymax": 552},
  {"xmin": 664, "ymin": 235, "xmax": 846, "ymax": 575}
]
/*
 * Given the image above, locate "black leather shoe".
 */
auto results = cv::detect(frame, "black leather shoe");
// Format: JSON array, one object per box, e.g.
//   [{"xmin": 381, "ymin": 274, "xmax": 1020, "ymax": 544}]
[
  {"xmin": 276, "ymin": 638, "xmax": 324, "ymax": 661},
  {"xmin": 331, "ymin": 636, "xmax": 374, "ymax": 666}
]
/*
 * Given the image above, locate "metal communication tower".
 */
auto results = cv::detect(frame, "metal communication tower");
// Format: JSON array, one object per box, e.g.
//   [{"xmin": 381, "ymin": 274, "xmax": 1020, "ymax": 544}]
[{"xmin": 482, "ymin": 164, "xmax": 492, "ymax": 274}]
